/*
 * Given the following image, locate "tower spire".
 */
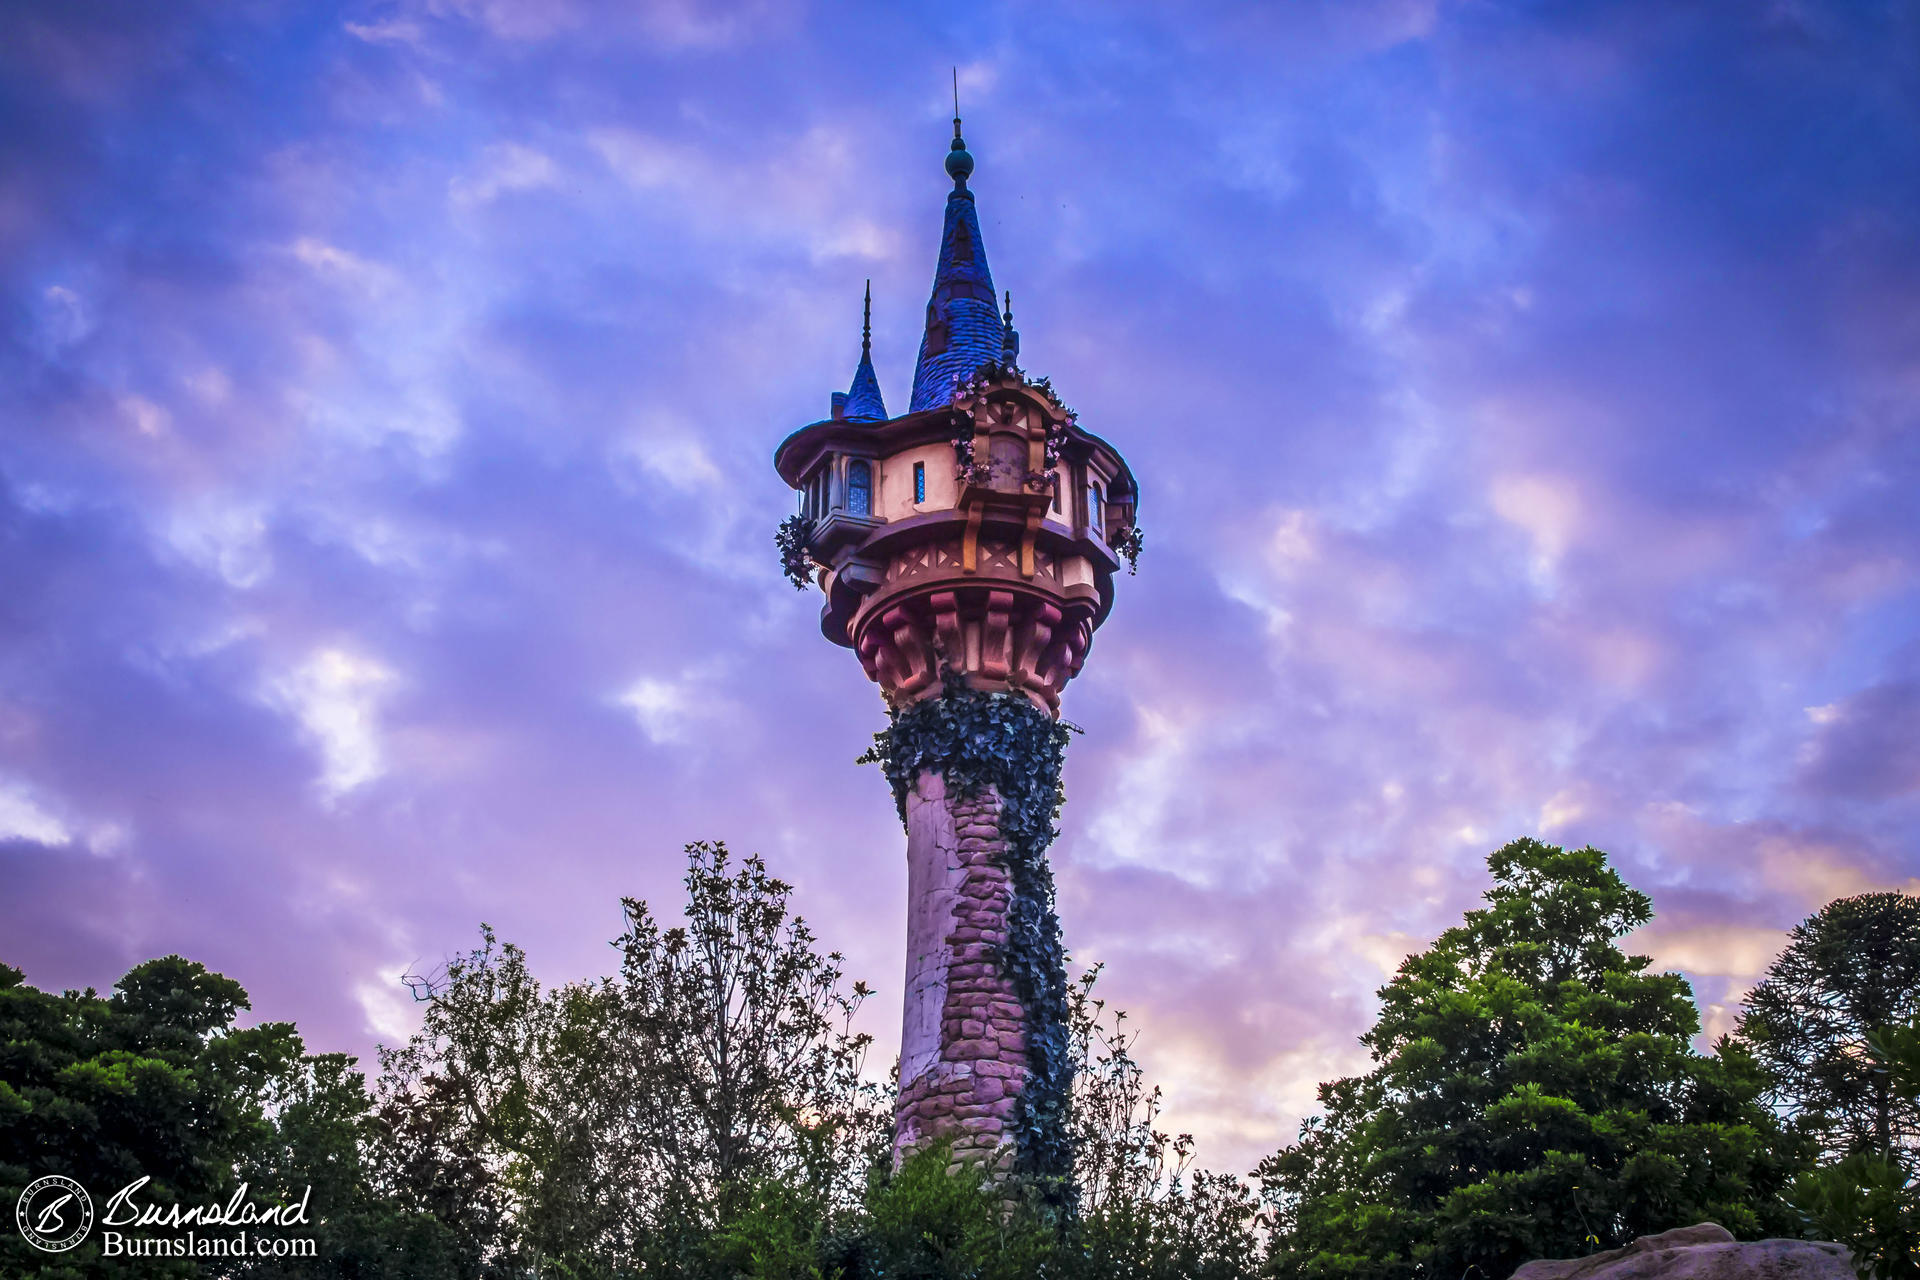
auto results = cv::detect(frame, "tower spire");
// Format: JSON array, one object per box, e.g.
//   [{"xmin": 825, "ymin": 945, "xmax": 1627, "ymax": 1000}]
[
  {"xmin": 945, "ymin": 73, "xmax": 975, "ymax": 190},
  {"xmin": 909, "ymin": 108, "xmax": 997, "ymax": 412},
  {"xmin": 842, "ymin": 279, "xmax": 887, "ymax": 422},
  {"xmin": 1001, "ymin": 289, "xmax": 1019, "ymax": 364}
]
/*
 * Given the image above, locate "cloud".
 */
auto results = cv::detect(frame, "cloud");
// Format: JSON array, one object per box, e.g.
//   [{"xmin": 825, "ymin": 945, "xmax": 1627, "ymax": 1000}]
[
  {"xmin": 450, "ymin": 142, "xmax": 559, "ymax": 207},
  {"xmin": 1488, "ymin": 471, "xmax": 1584, "ymax": 582},
  {"xmin": 163, "ymin": 497, "xmax": 273, "ymax": 588},
  {"xmin": 0, "ymin": 780, "xmax": 71, "ymax": 846},
  {"xmin": 1799, "ymin": 674, "xmax": 1920, "ymax": 801},
  {"xmin": 266, "ymin": 650, "xmax": 400, "ymax": 802}
]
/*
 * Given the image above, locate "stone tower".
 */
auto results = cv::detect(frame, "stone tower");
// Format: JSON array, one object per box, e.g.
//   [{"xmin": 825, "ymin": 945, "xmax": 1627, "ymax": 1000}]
[{"xmin": 773, "ymin": 114, "xmax": 1139, "ymax": 1180}]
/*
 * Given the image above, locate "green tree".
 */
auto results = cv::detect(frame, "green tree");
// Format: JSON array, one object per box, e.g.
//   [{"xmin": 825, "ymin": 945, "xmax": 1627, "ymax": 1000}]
[
  {"xmin": 1065, "ymin": 966, "xmax": 1259, "ymax": 1280},
  {"xmin": 0, "ymin": 957, "xmax": 298, "ymax": 1277},
  {"xmin": 1752, "ymin": 915, "xmax": 1920, "ymax": 1280},
  {"xmin": 1260, "ymin": 838, "xmax": 1808, "ymax": 1280},
  {"xmin": 376, "ymin": 925, "xmax": 617, "ymax": 1274},
  {"xmin": 235, "ymin": 1051, "xmax": 505, "ymax": 1279},
  {"xmin": 379, "ymin": 840, "xmax": 888, "ymax": 1276},
  {"xmin": 1, "ymin": 957, "xmax": 465, "ymax": 1279},
  {"xmin": 1738, "ymin": 892, "xmax": 1920, "ymax": 1165}
]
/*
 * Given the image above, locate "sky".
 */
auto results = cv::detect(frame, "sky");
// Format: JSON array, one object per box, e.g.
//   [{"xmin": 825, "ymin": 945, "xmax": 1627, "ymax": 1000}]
[{"xmin": 1, "ymin": 0, "xmax": 1916, "ymax": 1177}]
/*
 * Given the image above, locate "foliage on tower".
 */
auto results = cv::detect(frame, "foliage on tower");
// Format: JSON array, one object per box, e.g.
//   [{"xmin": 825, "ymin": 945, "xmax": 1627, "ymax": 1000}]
[
  {"xmin": 776, "ymin": 513, "xmax": 816, "ymax": 590},
  {"xmin": 859, "ymin": 669, "xmax": 1079, "ymax": 1186}
]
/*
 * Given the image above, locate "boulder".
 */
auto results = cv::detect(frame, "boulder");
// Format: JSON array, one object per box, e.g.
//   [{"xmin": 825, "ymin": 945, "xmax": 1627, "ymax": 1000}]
[{"xmin": 1511, "ymin": 1223, "xmax": 1855, "ymax": 1280}]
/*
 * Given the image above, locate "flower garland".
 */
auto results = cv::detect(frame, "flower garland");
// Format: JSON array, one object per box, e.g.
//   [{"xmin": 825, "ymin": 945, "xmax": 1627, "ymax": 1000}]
[
  {"xmin": 950, "ymin": 363, "xmax": 1077, "ymax": 493},
  {"xmin": 950, "ymin": 419, "xmax": 991, "ymax": 487}
]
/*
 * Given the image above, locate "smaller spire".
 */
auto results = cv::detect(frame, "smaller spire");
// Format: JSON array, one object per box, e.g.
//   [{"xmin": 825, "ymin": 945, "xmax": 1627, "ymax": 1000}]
[
  {"xmin": 1001, "ymin": 290, "xmax": 1019, "ymax": 364},
  {"xmin": 843, "ymin": 279, "xmax": 887, "ymax": 422}
]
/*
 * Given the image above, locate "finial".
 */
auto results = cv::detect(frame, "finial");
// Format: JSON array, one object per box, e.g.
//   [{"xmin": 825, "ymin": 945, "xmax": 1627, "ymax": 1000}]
[
  {"xmin": 862, "ymin": 279, "xmax": 873, "ymax": 356},
  {"xmin": 945, "ymin": 68, "xmax": 974, "ymax": 187},
  {"xmin": 1003, "ymin": 290, "xmax": 1012, "ymax": 327}
]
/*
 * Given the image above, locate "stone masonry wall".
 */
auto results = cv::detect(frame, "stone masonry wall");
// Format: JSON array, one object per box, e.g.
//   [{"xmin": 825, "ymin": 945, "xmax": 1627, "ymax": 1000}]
[{"xmin": 894, "ymin": 770, "xmax": 1029, "ymax": 1173}]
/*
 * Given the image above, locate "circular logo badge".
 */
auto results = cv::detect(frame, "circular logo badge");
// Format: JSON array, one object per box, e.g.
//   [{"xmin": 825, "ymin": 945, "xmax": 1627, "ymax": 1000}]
[{"xmin": 16, "ymin": 1175, "xmax": 93, "ymax": 1253}]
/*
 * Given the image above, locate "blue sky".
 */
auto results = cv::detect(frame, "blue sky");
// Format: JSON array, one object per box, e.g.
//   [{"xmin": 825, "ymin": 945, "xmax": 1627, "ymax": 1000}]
[{"xmin": 2, "ymin": 0, "xmax": 1916, "ymax": 1173}]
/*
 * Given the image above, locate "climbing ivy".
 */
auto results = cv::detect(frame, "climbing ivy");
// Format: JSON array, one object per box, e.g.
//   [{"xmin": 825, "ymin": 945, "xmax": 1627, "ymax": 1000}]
[{"xmin": 857, "ymin": 670, "xmax": 1079, "ymax": 1191}]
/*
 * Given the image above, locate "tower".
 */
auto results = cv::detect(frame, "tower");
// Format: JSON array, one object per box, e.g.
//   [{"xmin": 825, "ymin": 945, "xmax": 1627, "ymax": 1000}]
[{"xmin": 773, "ymin": 113, "xmax": 1140, "ymax": 1181}]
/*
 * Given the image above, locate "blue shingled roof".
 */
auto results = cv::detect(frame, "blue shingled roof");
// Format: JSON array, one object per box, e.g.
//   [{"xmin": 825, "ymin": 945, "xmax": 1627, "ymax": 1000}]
[
  {"xmin": 908, "ymin": 185, "xmax": 1002, "ymax": 413},
  {"xmin": 844, "ymin": 350, "xmax": 886, "ymax": 421}
]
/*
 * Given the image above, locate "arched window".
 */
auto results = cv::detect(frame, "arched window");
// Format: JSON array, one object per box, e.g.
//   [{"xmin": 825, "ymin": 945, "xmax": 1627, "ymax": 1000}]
[
  {"xmin": 1049, "ymin": 473, "xmax": 1061, "ymax": 514},
  {"xmin": 847, "ymin": 459, "xmax": 872, "ymax": 516},
  {"xmin": 914, "ymin": 461, "xmax": 927, "ymax": 504}
]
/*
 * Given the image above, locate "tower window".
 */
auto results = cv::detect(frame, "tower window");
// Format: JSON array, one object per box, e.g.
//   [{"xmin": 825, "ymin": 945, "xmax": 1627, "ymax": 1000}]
[
  {"xmin": 1049, "ymin": 473, "xmax": 1060, "ymax": 514},
  {"xmin": 847, "ymin": 459, "xmax": 872, "ymax": 517},
  {"xmin": 924, "ymin": 302, "xmax": 949, "ymax": 356},
  {"xmin": 1089, "ymin": 480, "xmax": 1105, "ymax": 537},
  {"xmin": 914, "ymin": 461, "xmax": 926, "ymax": 504}
]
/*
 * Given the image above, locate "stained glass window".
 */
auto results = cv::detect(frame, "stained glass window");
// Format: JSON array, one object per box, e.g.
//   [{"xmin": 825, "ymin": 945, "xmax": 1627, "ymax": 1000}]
[
  {"xmin": 847, "ymin": 459, "xmax": 872, "ymax": 516},
  {"xmin": 914, "ymin": 461, "xmax": 926, "ymax": 504}
]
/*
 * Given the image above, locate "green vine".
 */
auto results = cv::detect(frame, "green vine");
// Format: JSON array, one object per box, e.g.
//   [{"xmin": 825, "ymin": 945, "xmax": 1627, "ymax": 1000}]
[
  {"xmin": 857, "ymin": 670, "xmax": 1078, "ymax": 1191},
  {"xmin": 776, "ymin": 513, "xmax": 816, "ymax": 590}
]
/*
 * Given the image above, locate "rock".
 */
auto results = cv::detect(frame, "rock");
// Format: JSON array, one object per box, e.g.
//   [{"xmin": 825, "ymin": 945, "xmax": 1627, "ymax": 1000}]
[{"xmin": 1511, "ymin": 1223, "xmax": 1854, "ymax": 1280}]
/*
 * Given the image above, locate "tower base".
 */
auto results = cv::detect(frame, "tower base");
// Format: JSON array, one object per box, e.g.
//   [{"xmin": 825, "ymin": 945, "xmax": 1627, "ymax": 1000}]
[{"xmin": 896, "ymin": 771, "xmax": 1029, "ymax": 1172}]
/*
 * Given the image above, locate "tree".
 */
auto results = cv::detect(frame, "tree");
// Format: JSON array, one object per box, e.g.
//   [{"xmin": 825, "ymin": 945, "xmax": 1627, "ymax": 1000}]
[
  {"xmin": 378, "ymin": 840, "xmax": 888, "ymax": 1275},
  {"xmin": 0, "ymin": 957, "xmax": 298, "ymax": 1277},
  {"xmin": 603, "ymin": 839, "xmax": 888, "ymax": 1267},
  {"xmin": 1260, "ymin": 838, "xmax": 1808, "ymax": 1280},
  {"xmin": 376, "ymin": 925, "xmax": 617, "ymax": 1273},
  {"xmin": 0, "ymin": 957, "xmax": 458, "ymax": 1280},
  {"xmin": 1064, "ymin": 966, "xmax": 1259, "ymax": 1280},
  {"xmin": 1738, "ymin": 892, "xmax": 1920, "ymax": 1165},
  {"xmin": 235, "ymin": 1052, "xmax": 505, "ymax": 1279}
]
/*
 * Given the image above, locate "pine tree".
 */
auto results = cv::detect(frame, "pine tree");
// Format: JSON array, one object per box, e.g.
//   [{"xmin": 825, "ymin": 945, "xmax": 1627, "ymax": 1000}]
[{"xmin": 1738, "ymin": 892, "xmax": 1920, "ymax": 1165}]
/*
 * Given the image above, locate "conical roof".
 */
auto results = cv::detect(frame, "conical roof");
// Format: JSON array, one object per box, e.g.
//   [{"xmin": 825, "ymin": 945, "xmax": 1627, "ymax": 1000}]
[
  {"xmin": 843, "ymin": 280, "xmax": 887, "ymax": 421},
  {"xmin": 907, "ymin": 117, "xmax": 1003, "ymax": 413}
]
